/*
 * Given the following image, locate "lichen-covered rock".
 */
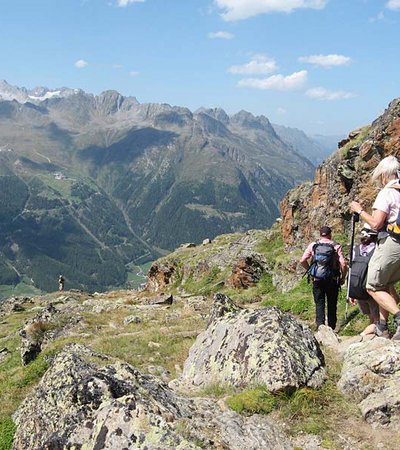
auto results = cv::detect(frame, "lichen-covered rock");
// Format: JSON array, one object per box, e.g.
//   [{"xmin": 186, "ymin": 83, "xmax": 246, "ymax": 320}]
[
  {"xmin": 19, "ymin": 301, "xmax": 82, "ymax": 365},
  {"xmin": 19, "ymin": 304, "xmax": 58, "ymax": 365},
  {"xmin": 173, "ymin": 294, "xmax": 326, "ymax": 392},
  {"xmin": 0, "ymin": 296, "xmax": 32, "ymax": 316},
  {"xmin": 337, "ymin": 338, "xmax": 400, "ymax": 426},
  {"xmin": 12, "ymin": 343, "xmax": 293, "ymax": 450}
]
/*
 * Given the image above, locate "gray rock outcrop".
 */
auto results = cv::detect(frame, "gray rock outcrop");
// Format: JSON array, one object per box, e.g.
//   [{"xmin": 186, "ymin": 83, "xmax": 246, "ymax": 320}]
[
  {"xmin": 173, "ymin": 294, "xmax": 326, "ymax": 392},
  {"xmin": 338, "ymin": 338, "xmax": 400, "ymax": 426},
  {"xmin": 12, "ymin": 343, "xmax": 293, "ymax": 450}
]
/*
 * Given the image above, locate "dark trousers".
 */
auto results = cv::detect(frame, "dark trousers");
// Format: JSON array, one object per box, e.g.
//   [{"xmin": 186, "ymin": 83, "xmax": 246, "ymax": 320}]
[{"xmin": 312, "ymin": 279, "xmax": 339, "ymax": 329}]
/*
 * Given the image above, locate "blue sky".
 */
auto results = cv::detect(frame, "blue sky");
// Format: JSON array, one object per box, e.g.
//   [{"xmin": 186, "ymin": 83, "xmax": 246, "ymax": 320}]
[{"xmin": 1, "ymin": 0, "xmax": 399, "ymax": 135}]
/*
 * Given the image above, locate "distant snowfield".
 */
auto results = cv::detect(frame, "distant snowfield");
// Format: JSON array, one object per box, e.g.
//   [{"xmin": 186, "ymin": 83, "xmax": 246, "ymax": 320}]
[{"xmin": 29, "ymin": 90, "xmax": 61, "ymax": 101}]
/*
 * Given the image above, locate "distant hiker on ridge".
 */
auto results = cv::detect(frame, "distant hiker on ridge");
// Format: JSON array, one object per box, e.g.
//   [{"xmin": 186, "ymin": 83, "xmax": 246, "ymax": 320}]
[
  {"xmin": 300, "ymin": 226, "xmax": 347, "ymax": 330},
  {"xmin": 350, "ymin": 155, "xmax": 400, "ymax": 339},
  {"xmin": 59, "ymin": 274, "xmax": 65, "ymax": 292}
]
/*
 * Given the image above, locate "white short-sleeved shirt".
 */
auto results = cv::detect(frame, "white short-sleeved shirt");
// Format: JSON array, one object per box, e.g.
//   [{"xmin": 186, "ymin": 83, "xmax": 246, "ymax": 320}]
[{"xmin": 373, "ymin": 179, "xmax": 400, "ymax": 223}]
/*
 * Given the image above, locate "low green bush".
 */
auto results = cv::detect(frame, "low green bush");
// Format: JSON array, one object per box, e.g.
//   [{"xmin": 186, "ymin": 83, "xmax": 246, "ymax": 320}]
[{"xmin": 226, "ymin": 387, "xmax": 276, "ymax": 415}]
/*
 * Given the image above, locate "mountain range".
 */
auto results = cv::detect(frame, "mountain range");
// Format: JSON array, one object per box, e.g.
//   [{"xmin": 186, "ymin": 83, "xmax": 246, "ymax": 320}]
[{"xmin": 0, "ymin": 80, "xmax": 332, "ymax": 295}]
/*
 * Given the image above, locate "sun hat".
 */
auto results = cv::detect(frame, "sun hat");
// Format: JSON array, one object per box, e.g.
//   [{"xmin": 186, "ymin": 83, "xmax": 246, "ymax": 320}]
[{"xmin": 361, "ymin": 223, "xmax": 378, "ymax": 237}]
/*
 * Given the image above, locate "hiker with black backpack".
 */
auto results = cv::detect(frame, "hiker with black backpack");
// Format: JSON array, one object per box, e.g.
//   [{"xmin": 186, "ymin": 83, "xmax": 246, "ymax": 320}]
[
  {"xmin": 300, "ymin": 226, "xmax": 347, "ymax": 330},
  {"xmin": 348, "ymin": 224, "xmax": 380, "ymax": 336},
  {"xmin": 350, "ymin": 155, "xmax": 400, "ymax": 340}
]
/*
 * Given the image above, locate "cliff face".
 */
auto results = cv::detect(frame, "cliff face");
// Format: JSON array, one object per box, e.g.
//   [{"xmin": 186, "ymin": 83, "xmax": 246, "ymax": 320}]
[{"xmin": 280, "ymin": 98, "xmax": 400, "ymax": 245}]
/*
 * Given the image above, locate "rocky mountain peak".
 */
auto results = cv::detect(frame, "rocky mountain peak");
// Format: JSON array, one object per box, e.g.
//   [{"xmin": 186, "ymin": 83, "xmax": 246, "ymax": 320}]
[
  {"xmin": 196, "ymin": 107, "xmax": 230, "ymax": 125},
  {"xmin": 0, "ymin": 80, "xmax": 85, "ymax": 103},
  {"xmin": 94, "ymin": 90, "xmax": 139, "ymax": 115},
  {"xmin": 231, "ymin": 110, "xmax": 276, "ymax": 134},
  {"xmin": 0, "ymin": 79, "xmax": 28, "ymax": 102}
]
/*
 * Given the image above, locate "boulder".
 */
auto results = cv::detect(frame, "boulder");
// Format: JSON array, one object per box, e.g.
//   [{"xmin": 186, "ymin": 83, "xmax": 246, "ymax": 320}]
[
  {"xmin": 146, "ymin": 262, "xmax": 177, "ymax": 292},
  {"xmin": 229, "ymin": 256, "xmax": 264, "ymax": 289},
  {"xmin": 173, "ymin": 294, "xmax": 326, "ymax": 392},
  {"xmin": 337, "ymin": 338, "xmax": 400, "ymax": 426},
  {"xmin": 19, "ymin": 304, "xmax": 58, "ymax": 365},
  {"xmin": 12, "ymin": 343, "xmax": 293, "ymax": 450}
]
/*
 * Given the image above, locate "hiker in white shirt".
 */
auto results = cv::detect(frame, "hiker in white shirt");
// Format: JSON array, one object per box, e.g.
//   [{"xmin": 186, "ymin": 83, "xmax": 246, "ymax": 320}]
[{"xmin": 350, "ymin": 155, "xmax": 400, "ymax": 339}]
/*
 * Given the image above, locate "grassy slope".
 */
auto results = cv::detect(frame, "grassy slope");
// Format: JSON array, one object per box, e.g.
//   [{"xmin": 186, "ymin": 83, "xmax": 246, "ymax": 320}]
[{"xmin": 0, "ymin": 228, "xmax": 399, "ymax": 449}]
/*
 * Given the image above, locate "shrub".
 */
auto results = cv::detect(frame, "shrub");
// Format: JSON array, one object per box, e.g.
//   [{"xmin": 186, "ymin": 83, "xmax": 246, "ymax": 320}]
[{"xmin": 226, "ymin": 387, "xmax": 276, "ymax": 415}]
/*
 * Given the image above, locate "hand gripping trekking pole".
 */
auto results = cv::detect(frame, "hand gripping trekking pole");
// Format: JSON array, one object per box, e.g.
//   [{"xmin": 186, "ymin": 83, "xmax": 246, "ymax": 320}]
[{"xmin": 345, "ymin": 212, "xmax": 359, "ymax": 320}]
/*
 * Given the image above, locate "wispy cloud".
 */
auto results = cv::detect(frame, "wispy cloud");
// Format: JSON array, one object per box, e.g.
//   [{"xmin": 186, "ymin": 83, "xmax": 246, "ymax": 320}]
[
  {"xmin": 386, "ymin": 0, "xmax": 400, "ymax": 10},
  {"xmin": 306, "ymin": 87, "xmax": 356, "ymax": 100},
  {"xmin": 277, "ymin": 107, "xmax": 287, "ymax": 115},
  {"xmin": 129, "ymin": 71, "xmax": 140, "ymax": 76},
  {"xmin": 116, "ymin": 0, "xmax": 145, "ymax": 7},
  {"xmin": 298, "ymin": 54, "xmax": 352, "ymax": 68},
  {"xmin": 238, "ymin": 70, "xmax": 308, "ymax": 91},
  {"xmin": 228, "ymin": 55, "xmax": 277, "ymax": 75},
  {"xmin": 75, "ymin": 59, "xmax": 89, "ymax": 69},
  {"xmin": 208, "ymin": 31, "xmax": 235, "ymax": 40},
  {"xmin": 215, "ymin": 0, "xmax": 327, "ymax": 21},
  {"xmin": 369, "ymin": 11, "xmax": 385, "ymax": 22},
  {"xmin": 112, "ymin": 64, "xmax": 124, "ymax": 69}
]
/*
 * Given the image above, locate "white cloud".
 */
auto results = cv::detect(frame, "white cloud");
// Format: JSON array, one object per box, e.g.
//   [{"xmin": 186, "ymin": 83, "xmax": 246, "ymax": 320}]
[
  {"xmin": 238, "ymin": 70, "xmax": 308, "ymax": 91},
  {"xmin": 228, "ymin": 55, "xmax": 278, "ymax": 75},
  {"xmin": 116, "ymin": 0, "xmax": 145, "ymax": 6},
  {"xmin": 112, "ymin": 64, "xmax": 124, "ymax": 69},
  {"xmin": 215, "ymin": 0, "xmax": 327, "ymax": 21},
  {"xmin": 306, "ymin": 87, "xmax": 356, "ymax": 100},
  {"xmin": 386, "ymin": 0, "xmax": 400, "ymax": 10},
  {"xmin": 298, "ymin": 54, "xmax": 351, "ymax": 68},
  {"xmin": 277, "ymin": 107, "xmax": 287, "ymax": 115},
  {"xmin": 75, "ymin": 59, "xmax": 89, "ymax": 69},
  {"xmin": 129, "ymin": 71, "xmax": 140, "ymax": 76},
  {"xmin": 208, "ymin": 31, "xmax": 235, "ymax": 39}
]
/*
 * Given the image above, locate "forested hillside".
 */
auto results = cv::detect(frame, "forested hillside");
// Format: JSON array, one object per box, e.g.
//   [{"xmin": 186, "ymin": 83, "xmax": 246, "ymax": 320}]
[{"xmin": 0, "ymin": 82, "xmax": 315, "ymax": 296}]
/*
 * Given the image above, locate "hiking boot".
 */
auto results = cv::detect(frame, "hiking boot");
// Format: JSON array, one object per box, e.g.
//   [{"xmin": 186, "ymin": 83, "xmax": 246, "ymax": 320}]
[
  {"xmin": 377, "ymin": 329, "xmax": 390, "ymax": 339},
  {"xmin": 375, "ymin": 321, "xmax": 389, "ymax": 338}
]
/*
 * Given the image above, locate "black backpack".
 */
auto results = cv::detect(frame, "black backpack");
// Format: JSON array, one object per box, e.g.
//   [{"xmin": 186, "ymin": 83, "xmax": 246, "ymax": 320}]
[
  {"xmin": 348, "ymin": 245, "xmax": 375, "ymax": 300},
  {"xmin": 308, "ymin": 241, "xmax": 339, "ymax": 281}
]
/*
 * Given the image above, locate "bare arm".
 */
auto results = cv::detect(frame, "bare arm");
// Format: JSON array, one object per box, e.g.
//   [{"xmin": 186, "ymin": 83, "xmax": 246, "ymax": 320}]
[
  {"xmin": 300, "ymin": 260, "xmax": 309, "ymax": 271},
  {"xmin": 350, "ymin": 201, "xmax": 387, "ymax": 230}
]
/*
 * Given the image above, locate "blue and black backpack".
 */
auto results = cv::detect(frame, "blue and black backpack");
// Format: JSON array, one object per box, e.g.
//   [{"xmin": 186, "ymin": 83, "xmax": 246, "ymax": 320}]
[{"xmin": 308, "ymin": 241, "xmax": 339, "ymax": 281}]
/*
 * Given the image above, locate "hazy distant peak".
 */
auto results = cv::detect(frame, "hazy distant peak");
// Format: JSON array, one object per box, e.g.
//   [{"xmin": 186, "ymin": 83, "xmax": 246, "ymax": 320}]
[
  {"xmin": 231, "ymin": 110, "xmax": 274, "ymax": 133},
  {"xmin": 0, "ymin": 80, "xmax": 86, "ymax": 104},
  {"xmin": 93, "ymin": 90, "xmax": 140, "ymax": 116},
  {"xmin": 196, "ymin": 107, "xmax": 229, "ymax": 124}
]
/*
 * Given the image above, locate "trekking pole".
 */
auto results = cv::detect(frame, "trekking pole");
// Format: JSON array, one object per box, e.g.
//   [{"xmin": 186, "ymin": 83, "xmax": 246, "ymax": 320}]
[{"xmin": 345, "ymin": 212, "xmax": 359, "ymax": 320}]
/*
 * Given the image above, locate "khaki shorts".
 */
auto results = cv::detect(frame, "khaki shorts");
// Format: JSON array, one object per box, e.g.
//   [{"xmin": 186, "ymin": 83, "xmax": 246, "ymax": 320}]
[
  {"xmin": 357, "ymin": 298, "xmax": 379, "ymax": 317},
  {"xmin": 366, "ymin": 236, "xmax": 400, "ymax": 291}
]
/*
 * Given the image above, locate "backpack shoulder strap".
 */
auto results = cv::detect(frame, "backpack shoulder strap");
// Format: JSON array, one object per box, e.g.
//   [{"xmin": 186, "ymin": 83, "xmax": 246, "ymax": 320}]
[
  {"xmin": 312, "ymin": 240, "xmax": 319, "ymax": 253},
  {"xmin": 388, "ymin": 183, "xmax": 400, "ymax": 192}
]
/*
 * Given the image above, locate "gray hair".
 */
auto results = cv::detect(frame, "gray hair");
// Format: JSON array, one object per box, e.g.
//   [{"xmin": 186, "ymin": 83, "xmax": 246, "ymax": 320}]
[{"xmin": 371, "ymin": 155, "xmax": 400, "ymax": 182}]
